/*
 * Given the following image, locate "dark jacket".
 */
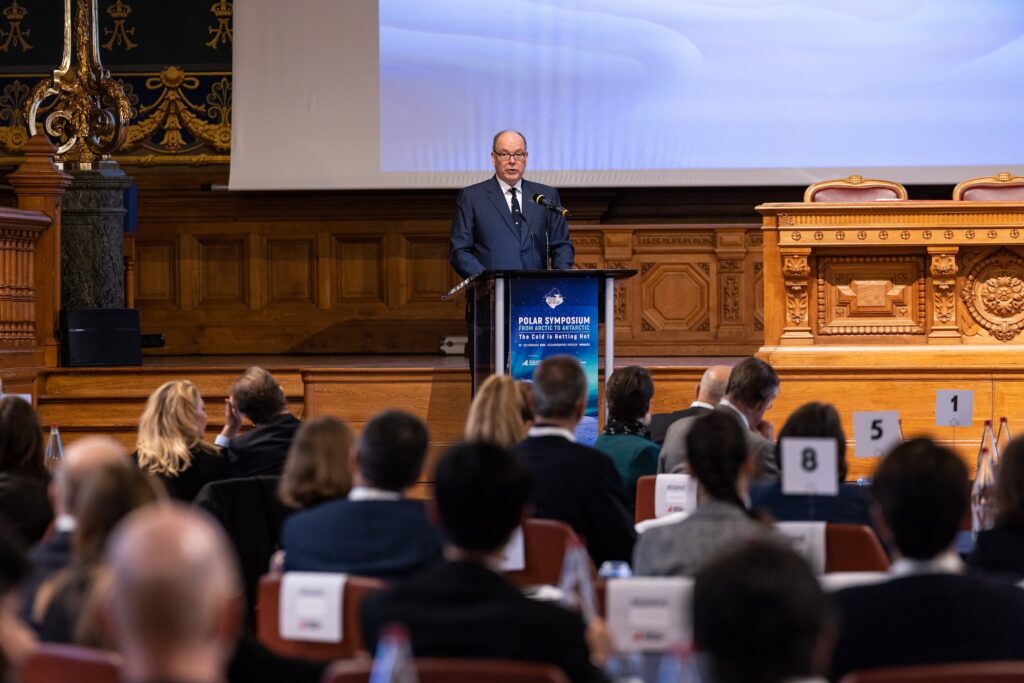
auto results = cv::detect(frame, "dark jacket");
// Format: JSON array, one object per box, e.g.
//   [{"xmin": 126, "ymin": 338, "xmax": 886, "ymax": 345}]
[
  {"xmin": 514, "ymin": 434, "xmax": 636, "ymax": 565},
  {"xmin": 648, "ymin": 405, "xmax": 712, "ymax": 446},
  {"xmin": 21, "ymin": 529, "xmax": 72, "ymax": 627},
  {"xmin": 0, "ymin": 473, "xmax": 53, "ymax": 547},
  {"xmin": 361, "ymin": 561, "xmax": 608, "ymax": 683},
  {"xmin": 750, "ymin": 481, "xmax": 873, "ymax": 528},
  {"xmin": 134, "ymin": 445, "xmax": 234, "ymax": 502},
  {"xmin": 224, "ymin": 413, "xmax": 301, "ymax": 477},
  {"xmin": 968, "ymin": 524, "xmax": 1024, "ymax": 577},
  {"xmin": 281, "ymin": 498, "xmax": 442, "ymax": 579}
]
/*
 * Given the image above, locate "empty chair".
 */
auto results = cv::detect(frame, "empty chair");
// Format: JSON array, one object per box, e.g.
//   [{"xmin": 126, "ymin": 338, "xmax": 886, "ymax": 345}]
[
  {"xmin": 23, "ymin": 643, "xmax": 121, "ymax": 683},
  {"xmin": 804, "ymin": 175, "xmax": 908, "ymax": 202},
  {"xmin": 255, "ymin": 573, "xmax": 385, "ymax": 661},
  {"xmin": 322, "ymin": 658, "xmax": 571, "ymax": 683},
  {"xmin": 839, "ymin": 660, "xmax": 1024, "ymax": 683},
  {"xmin": 826, "ymin": 523, "xmax": 889, "ymax": 572},
  {"xmin": 634, "ymin": 475, "xmax": 656, "ymax": 523},
  {"xmin": 953, "ymin": 172, "xmax": 1024, "ymax": 201},
  {"xmin": 504, "ymin": 518, "xmax": 593, "ymax": 587}
]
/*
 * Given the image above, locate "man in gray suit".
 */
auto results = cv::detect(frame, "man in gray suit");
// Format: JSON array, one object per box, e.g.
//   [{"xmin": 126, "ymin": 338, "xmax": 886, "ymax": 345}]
[{"xmin": 658, "ymin": 357, "xmax": 780, "ymax": 480}]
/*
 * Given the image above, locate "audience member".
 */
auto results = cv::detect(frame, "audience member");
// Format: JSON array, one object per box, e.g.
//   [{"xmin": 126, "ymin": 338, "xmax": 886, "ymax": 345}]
[
  {"xmin": 0, "ymin": 397, "xmax": 53, "ymax": 546},
  {"xmin": 361, "ymin": 441, "xmax": 609, "ymax": 683},
  {"xmin": 750, "ymin": 402, "xmax": 872, "ymax": 527},
  {"xmin": 280, "ymin": 410, "xmax": 442, "ymax": 576},
  {"xmin": 216, "ymin": 367, "xmax": 299, "ymax": 477},
  {"xmin": 0, "ymin": 521, "xmax": 35, "ymax": 683},
  {"xmin": 277, "ymin": 415, "xmax": 354, "ymax": 510},
  {"xmin": 693, "ymin": 541, "xmax": 835, "ymax": 683},
  {"xmin": 135, "ymin": 380, "xmax": 232, "ymax": 502},
  {"xmin": 660, "ymin": 357, "xmax": 780, "ymax": 480},
  {"xmin": 593, "ymin": 365, "xmax": 659, "ymax": 510},
  {"xmin": 32, "ymin": 460, "xmax": 164, "ymax": 642},
  {"xmin": 464, "ymin": 374, "xmax": 530, "ymax": 448},
  {"xmin": 830, "ymin": 438, "xmax": 1024, "ymax": 680},
  {"xmin": 20, "ymin": 436, "xmax": 126, "ymax": 625},
  {"xmin": 649, "ymin": 364, "xmax": 730, "ymax": 446},
  {"xmin": 634, "ymin": 411, "xmax": 775, "ymax": 576},
  {"xmin": 969, "ymin": 435, "xmax": 1024, "ymax": 576},
  {"xmin": 513, "ymin": 355, "xmax": 635, "ymax": 565},
  {"xmin": 104, "ymin": 504, "xmax": 241, "ymax": 683}
]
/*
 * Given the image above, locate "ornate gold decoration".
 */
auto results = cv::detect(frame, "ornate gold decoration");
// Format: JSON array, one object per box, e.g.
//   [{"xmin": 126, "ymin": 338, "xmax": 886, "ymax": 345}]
[
  {"xmin": 0, "ymin": 0, "xmax": 31, "ymax": 52},
  {"xmin": 960, "ymin": 248, "xmax": 1024, "ymax": 342},
  {"xmin": 121, "ymin": 66, "xmax": 231, "ymax": 154},
  {"xmin": 207, "ymin": 0, "xmax": 232, "ymax": 48},
  {"xmin": 102, "ymin": 0, "xmax": 136, "ymax": 51},
  {"xmin": 24, "ymin": 0, "xmax": 132, "ymax": 167},
  {"xmin": 0, "ymin": 79, "xmax": 31, "ymax": 151}
]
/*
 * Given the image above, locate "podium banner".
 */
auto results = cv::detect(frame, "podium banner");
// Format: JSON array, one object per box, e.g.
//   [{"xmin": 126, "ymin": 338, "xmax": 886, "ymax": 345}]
[{"xmin": 509, "ymin": 276, "xmax": 600, "ymax": 444}]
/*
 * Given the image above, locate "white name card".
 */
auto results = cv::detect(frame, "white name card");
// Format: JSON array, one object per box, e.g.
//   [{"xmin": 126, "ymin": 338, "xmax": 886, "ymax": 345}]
[
  {"xmin": 819, "ymin": 572, "xmax": 891, "ymax": 592},
  {"xmin": 654, "ymin": 474, "xmax": 697, "ymax": 517},
  {"xmin": 500, "ymin": 525, "xmax": 526, "ymax": 571},
  {"xmin": 936, "ymin": 389, "xmax": 974, "ymax": 427},
  {"xmin": 852, "ymin": 410, "xmax": 902, "ymax": 458},
  {"xmin": 280, "ymin": 572, "xmax": 346, "ymax": 643},
  {"xmin": 606, "ymin": 577, "xmax": 694, "ymax": 653},
  {"xmin": 776, "ymin": 522, "xmax": 827, "ymax": 575},
  {"xmin": 781, "ymin": 437, "xmax": 838, "ymax": 496}
]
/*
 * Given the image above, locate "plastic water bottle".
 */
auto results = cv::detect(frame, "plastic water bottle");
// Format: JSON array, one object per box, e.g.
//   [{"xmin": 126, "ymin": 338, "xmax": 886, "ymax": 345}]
[
  {"xmin": 44, "ymin": 424, "xmax": 63, "ymax": 473},
  {"xmin": 369, "ymin": 624, "xmax": 418, "ymax": 683},
  {"xmin": 971, "ymin": 445, "xmax": 997, "ymax": 537},
  {"xmin": 598, "ymin": 561, "xmax": 633, "ymax": 580},
  {"xmin": 605, "ymin": 651, "xmax": 646, "ymax": 683}
]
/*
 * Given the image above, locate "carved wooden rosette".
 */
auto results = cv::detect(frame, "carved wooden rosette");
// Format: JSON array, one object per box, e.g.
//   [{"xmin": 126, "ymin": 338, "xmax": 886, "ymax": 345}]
[
  {"xmin": 928, "ymin": 247, "xmax": 960, "ymax": 342},
  {"xmin": 781, "ymin": 248, "xmax": 813, "ymax": 343},
  {"xmin": 959, "ymin": 248, "xmax": 1024, "ymax": 342}
]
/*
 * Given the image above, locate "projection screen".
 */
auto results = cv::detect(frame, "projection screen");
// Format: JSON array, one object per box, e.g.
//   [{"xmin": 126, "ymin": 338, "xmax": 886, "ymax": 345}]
[{"xmin": 230, "ymin": 0, "xmax": 1024, "ymax": 190}]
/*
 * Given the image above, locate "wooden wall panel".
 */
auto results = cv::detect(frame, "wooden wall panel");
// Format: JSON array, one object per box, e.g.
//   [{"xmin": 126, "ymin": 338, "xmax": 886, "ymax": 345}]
[
  {"xmin": 197, "ymin": 237, "xmax": 247, "ymax": 305},
  {"xmin": 335, "ymin": 237, "xmax": 385, "ymax": 303},
  {"xmin": 266, "ymin": 238, "xmax": 315, "ymax": 305},
  {"xmin": 135, "ymin": 240, "xmax": 177, "ymax": 304}
]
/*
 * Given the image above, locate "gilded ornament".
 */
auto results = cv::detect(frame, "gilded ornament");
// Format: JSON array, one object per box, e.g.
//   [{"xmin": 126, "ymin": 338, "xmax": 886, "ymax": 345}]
[
  {"xmin": 121, "ymin": 67, "xmax": 231, "ymax": 154},
  {"xmin": 0, "ymin": 0, "xmax": 31, "ymax": 52},
  {"xmin": 102, "ymin": 0, "xmax": 136, "ymax": 51},
  {"xmin": 207, "ymin": 0, "xmax": 232, "ymax": 48}
]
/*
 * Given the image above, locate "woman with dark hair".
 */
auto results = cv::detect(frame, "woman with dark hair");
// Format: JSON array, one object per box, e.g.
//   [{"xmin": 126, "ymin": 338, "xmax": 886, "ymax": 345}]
[
  {"xmin": 969, "ymin": 436, "xmax": 1024, "ymax": 576},
  {"xmin": 633, "ymin": 411, "xmax": 775, "ymax": 576},
  {"xmin": 278, "ymin": 415, "xmax": 355, "ymax": 510},
  {"xmin": 749, "ymin": 401, "xmax": 872, "ymax": 527},
  {"xmin": 594, "ymin": 365, "xmax": 659, "ymax": 509},
  {"xmin": 0, "ymin": 397, "xmax": 53, "ymax": 546}
]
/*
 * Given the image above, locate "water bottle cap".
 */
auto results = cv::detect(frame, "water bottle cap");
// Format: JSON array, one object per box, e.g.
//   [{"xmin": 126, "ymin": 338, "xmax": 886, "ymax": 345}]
[
  {"xmin": 380, "ymin": 623, "xmax": 410, "ymax": 640},
  {"xmin": 50, "ymin": 423, "xmax": 58, "ymax": 429}
]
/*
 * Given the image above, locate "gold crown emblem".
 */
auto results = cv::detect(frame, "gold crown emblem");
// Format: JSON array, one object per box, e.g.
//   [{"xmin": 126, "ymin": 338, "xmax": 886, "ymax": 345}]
[
  {"xmin": 211, "ymin": 0, "xmax": 232, "ymax": 19},
  {"xmin": 106, "ymin": 0, "xmax": 131, "ymax": 20},
  {"xmin": 2, "ymin": 1, "xmax": 28, "ymax": 22}
]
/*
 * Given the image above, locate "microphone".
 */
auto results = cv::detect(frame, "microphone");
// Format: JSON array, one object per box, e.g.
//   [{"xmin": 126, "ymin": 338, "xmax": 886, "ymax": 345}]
[{"xmin": 532, "ymin": 193, "xmax": 570, "ymax": 218}]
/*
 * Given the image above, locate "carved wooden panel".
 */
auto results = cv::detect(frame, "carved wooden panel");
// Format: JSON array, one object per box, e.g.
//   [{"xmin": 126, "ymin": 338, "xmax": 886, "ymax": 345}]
[
  {"xmin": 197, "ymin": 237, "xmax": 246, "ymax": 306},
  {"xmin": 135, "ymin": 239, "xmax": 177, "ymax": 304},
  {"xmin": 403, "ymin": 236, "xmax": 459, "ymax": 305},
  {"xmin": 960, "ymin": 247, "xmax": 1024, "ymax": 343},
  {"xmin": 335, "ymin": 237, "xmax": 384, "ymax": 303},
  {"xmin": 817, "ymin": 256, "xmax": 925, "ymax": 335},
  {"xmin": 267, "ymin": 238, "xmax": 315, "ymax": 305},
  {"xmin": 639, "ymin": 261, "xmax": 712, "ymax": 334}
]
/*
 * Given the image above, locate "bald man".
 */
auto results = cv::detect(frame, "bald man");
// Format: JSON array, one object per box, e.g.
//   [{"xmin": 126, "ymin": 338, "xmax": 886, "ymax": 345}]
[
  {"xmin": 21, "ymin": 436, "xmax": 127, "ymax": 628},
  {"xmin": 106, "ymin": 504, "xmax": 241, "ymax": 683},
  {"xmin": 649, "ymin": 365, "xmax": 731, "ymax": 446}
]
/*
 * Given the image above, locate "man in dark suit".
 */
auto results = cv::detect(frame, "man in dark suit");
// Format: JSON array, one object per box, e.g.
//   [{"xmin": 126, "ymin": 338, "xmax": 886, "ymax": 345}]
[
  {"xmin": 648, "ymin": 364, "xmax": 731, "ymax": 446},
  {"xmin": 830, "ymin": 438, "xmax": 1024, "ymax": 680},
  {"xmin": 280, "ymin": 410, "xmax": 442, "ymax": 578},
  {"xmin": 514, "ymin": 355, "xmax": 636, "ymax": 566},
  {"xmin": 449, "ymin": 130, "xmax": 574, "ymax": 279},
  {"xmin": 216, "ymin": 367, "xmax": 299, "ymax": 477},
  {"xmin": 361, "ymin": 441, "xmax": 608, "ymax": 683},
  {"xmin": 659, "ymin": 357, "xmax": 780, "ymax": 480},
  {"xmin": 21, "ymin": 436, "xmax": 126, "ymax": 628}
]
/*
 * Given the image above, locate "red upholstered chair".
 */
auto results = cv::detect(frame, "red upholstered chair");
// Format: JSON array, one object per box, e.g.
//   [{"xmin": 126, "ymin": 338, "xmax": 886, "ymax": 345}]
[
  {"xmin": 504, "ymin": 518, "xmax": 593, "ymax": 588},
  {"xmin": 634, "ymin": 475, "xmax": 656, "ymax": 523},
  {"xmin": 255, "ymin": 573, "xmax": 386, "ymax": 661},
  {"xmin": 804, "ymin": 175, "xmax": 908, "ymax": 202},
  {"xmin": 839, "ymin": 661, "xmax": 1024, "ymax": 682},
  {"xmin": 322, "ymin": 657, "xmax": 571, "ymax": 683},
  {"xmin": 953, "ymin": 172, "xmax": 1024, "ymax": 201},
  {"xmin": 825, "ymin": 523, "xmax": 889, "ymax": 572},
  {"xmin": 23, "ymin": 643, "xmax": 121, "ymax": 683}
]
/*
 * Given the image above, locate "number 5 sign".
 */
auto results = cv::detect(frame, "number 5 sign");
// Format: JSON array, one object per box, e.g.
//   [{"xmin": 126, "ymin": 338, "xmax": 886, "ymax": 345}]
[{"xmin": 853, "ymin": 411, "xmax": 902, "ymax": 458}]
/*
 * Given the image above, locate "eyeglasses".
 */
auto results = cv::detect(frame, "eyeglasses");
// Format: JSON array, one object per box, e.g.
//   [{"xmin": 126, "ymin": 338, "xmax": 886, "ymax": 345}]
[{"xmin": 494, "ymin": 152, "xmax": 527, "ymax": 161}]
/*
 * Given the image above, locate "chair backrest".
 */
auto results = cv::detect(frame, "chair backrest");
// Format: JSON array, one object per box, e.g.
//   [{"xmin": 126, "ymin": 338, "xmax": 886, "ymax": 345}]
[
  {"xmin": 953, "ymin": 172, "xmax": 1024, "ymax": 201},
  {"xmin": 804, "ymin": 175, "xmax": 908, "ymax": 202},
  {"xmin": 504, "ymin": 518, "xmax": 589, "ymax": 587},
  {"xmin": 23, "ymin": 643, "xmax": 121, "ymax": 683},
  {"xmin": 634, "ymin": 475, "xmax": 656, "ymax": 523},
  {"xmin": 322, "ymin": 658, "xmax": 571, "ymax": 683},
  {"xmin": 255, "ymin": 572, "xmax": 385, "ymax": 661},
  {"xmin": 839, "ymin": 660, "xmax": 1024, "ymax": 682},
  {"xmin": 825, "ymin": 523, "xmax": 889, "ymax": 572}
]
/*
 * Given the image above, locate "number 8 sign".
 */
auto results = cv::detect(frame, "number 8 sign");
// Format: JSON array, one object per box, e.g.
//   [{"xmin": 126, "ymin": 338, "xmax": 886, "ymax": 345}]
[{"xmin": 781, "ymin": 437, "xmax": 838, "ymax": 496}]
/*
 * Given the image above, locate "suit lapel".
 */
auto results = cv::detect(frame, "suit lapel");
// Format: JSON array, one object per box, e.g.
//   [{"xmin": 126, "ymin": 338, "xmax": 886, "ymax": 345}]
[{"xmin": 486, "ymin": 177, "xmax": 519, "ymax": 238}]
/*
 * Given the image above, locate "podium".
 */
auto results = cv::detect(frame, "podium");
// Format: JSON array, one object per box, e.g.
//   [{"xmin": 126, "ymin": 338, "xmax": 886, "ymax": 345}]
[{"xmin": 444, "ymin": 269, "xmax": 637, "ymax": 396}]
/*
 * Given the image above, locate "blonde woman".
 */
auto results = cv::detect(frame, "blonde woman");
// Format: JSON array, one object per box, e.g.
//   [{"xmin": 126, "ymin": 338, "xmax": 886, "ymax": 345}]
[
  {"xmin": 465, "ymin": 375, "xmax": 531, "ymax": 448},
  {"xmin": 134, "ymin": 380, "xmax": 231, "ymax": 501}
]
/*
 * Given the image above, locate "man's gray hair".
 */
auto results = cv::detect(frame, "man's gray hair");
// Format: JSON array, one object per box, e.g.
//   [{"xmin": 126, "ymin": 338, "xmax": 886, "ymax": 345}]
[
  {"xmin": 531, "ymin": 355, "xmax": 587, "ymax": 419},
  {"xmin": 492, "ymin": 129, "xmax": 528, "ymax": 152}
]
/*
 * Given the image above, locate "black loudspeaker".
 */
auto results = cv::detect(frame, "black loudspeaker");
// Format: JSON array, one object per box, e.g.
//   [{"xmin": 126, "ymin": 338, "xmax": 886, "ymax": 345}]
[{"xmin": 60, "ymin": 309, "xmax": 143, "ymax": 367}]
